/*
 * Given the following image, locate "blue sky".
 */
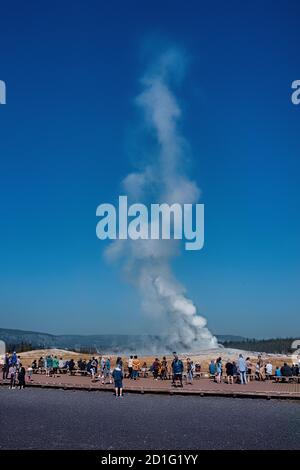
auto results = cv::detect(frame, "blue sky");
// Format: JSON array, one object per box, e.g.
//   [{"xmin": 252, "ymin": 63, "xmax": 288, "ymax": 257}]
[{"xmin": 0, "ymin": 0, "xmax": 299, "ymax": 338}]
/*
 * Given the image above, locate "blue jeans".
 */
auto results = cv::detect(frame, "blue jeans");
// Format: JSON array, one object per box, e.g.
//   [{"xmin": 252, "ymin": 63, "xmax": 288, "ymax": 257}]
[
  {"xmin": 240, "ymin": 371, "xmax": 247, "ymax": 384},
  {"xmin": 132, "ymin": 370, "xmax": 138, "ymax": 379}
]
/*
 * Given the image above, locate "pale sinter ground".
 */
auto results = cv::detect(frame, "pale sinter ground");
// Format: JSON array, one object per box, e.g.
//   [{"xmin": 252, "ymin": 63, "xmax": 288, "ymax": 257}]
[{"xmin": 12, "ymin": 347, "xmax": 296, "ymax": 372}]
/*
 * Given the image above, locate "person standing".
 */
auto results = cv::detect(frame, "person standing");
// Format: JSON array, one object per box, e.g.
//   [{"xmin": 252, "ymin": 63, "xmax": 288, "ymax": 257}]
[
  {"xmin": 160, "ymin": 356, "xmax": 168, "ymax": 380},
  {"xmin": 266, "ymin": 360, "xmax": 273, "ymax": 378},
  {"xmin": 275, "ymin": 366, "xmax": 282, "ymax": 382},
  {"xmin": 102, "ymin": 357, "xmax": 112, "ymax": 384},
  {"xmin": 215, "ymin": 357, "xmax": 222, "ymax": 383},
  {"xmin": 11, "ymin": 351, "xmax": 18, "ymax": 366},
  {"xmin": 46, "ymin": 355, "xmax": 53, "ymax": 377},
  {"xmin": 281, "ymin": 362, "xmax": 293, "ymax": 378},
  {"xmin": 91, "ymin": 357, "xmax": 98, "ymax": 375},
  {"xmin": 132, "ymin": 355, "xmax": 140, "ymax": 380},
  {"xmin": 2, "ymin": 353, "xmax": 10, "ymax": 380},
  {"xmin": 116, "ymin": 357, "xmax": 123, "ymax": 370},
  {"xmin": 100, "ymin": 356, "xmax": 106, "ymax": 377},
  {"xmin": 43, "ymin": 356, "xmax": 47, "ymax": 374},
  {"xmin": 58, "ymin": 357, "xmax": 65, "ymax": 373},
  {"xmin": 52, "ymin": 356, "xmax": 59, "ymax": 376},
  {"xmin": 141, "ymin": 361, "xmax": 148, "ymax": 378},
  {"xmin": 257, "ymin": 355, "xmax": 265, "ymax": 381},
  {"xmin": 27, "ymin": 365, "xmax": 33, "ymax": 381},
  {"xmin": 232, "ymin": 361, "xmax": 238, "ymax": 378},
  {"xmin": 152, "ymin": 358, "xmax": 160, "ymax": 380},
  {"xmin": 209, "ymin": 360, "xmax": 216, "ymax": 377},
  {"xmin": 112, "ymin": 364, "xmax": 124, "ymax": 397},
  {"xmin": 18, "ymin": 364, "xmax": 26, "ymax": 389},
  {"xmin": 128, "ymin": 356, "xmax": 133, "ymax": 379},
  {"xmin": 172, "ymin": 354, "xmax": 184, "ymax": 387},
  {"xmin": 238, "ymin": 354, "xmax": 247, "ymax": 384},
  {"xmin": 186, "ymin": 358, "xmax": 194, "ymax": 385},
  {"xmin": 225, "ymin": 360, "xmax": 234, "ymax": 384},
  {"xmin": 8, "ymin": 364, "xmax": 16, "ymax": 389},
  {"xmin": 246, "ymin": 357, "xmax": 253, "ymax": 376}
]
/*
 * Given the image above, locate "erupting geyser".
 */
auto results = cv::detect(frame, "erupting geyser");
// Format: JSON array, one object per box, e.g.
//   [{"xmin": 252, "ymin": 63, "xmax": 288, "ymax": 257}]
[{"xmin": 105, "ymin": 47, "xmax": 218, "ymax": 353}]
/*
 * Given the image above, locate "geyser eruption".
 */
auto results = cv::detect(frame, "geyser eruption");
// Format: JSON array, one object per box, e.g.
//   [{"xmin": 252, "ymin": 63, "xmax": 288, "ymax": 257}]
[{"xmin": 106, "ymin": 48, "xmax": 218, "ymax": 353}]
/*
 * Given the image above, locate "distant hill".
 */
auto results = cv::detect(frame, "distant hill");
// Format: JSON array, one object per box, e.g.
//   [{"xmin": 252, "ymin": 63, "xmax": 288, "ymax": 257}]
[
  {"xmin": 0, "ymin": 327, "xmax": 155, "ymax": 353},
  {"xmin": 0, "ymin": 327, "xmax": 296, "ymax": 354},
  {"xmin": 0, "ymin": 327, "xmax": 246, "ymax": 353}
]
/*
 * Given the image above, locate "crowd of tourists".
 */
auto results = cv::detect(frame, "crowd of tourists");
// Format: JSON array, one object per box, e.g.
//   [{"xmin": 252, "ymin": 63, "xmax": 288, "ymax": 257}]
[
  {"xmin": 208, "ymin": 354, "xmax": 300, "ymax": 384},
  {"xmin": 1, "ymin": 351, "xmax": 299, "ymax": 396},
  {"xmin": 1, "ymin": 352, "xmax": 27, "ymax": 389}
]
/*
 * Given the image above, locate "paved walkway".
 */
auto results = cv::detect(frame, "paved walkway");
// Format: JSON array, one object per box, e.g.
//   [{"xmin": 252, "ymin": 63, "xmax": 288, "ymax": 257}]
[
  {"xmin": 1, "ymin": 374, "xmax": 299, "ymax": 399},
  {"xmin": 1, "ymin": 388, "xmax": 299, "ymax": 449}
]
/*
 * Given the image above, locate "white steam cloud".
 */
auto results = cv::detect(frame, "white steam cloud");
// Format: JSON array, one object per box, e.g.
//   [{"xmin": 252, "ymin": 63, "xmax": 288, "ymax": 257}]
[{"xmin": 106, "ymin": 48, "xmax": 218, "ymax": 353}]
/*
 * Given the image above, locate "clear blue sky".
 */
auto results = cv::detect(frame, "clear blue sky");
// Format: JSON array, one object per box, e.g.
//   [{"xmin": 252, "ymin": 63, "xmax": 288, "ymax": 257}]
[{"xmin": 0, "ymin": 1, "xmax": 299, "ymax": 338}]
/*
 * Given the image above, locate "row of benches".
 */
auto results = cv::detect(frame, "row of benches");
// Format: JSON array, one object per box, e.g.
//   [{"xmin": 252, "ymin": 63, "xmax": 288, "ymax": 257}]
[{"xmin": 32, "ymin": 368, "xmax": 300, "ymax": 383}]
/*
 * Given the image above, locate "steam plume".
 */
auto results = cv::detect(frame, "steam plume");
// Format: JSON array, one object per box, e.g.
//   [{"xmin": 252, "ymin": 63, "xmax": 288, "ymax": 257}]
[{"xmin": 106, "ymin": 48, "xmax": 217, "ymax": 353}]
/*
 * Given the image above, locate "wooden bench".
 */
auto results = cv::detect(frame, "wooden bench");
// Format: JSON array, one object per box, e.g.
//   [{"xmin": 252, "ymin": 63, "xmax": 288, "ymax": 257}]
[{"xmin": 273, "ymin": 375, "xmax": 300, "ymax": 383}]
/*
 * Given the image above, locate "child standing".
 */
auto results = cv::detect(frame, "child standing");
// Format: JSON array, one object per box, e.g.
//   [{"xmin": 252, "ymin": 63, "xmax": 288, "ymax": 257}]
[
  {"xmin": 141, "ymin": 362, "xmax": 148, "ymax": 378},
  {"xmin": 27, "ymin": 365, "xmax": 33, "ymax": 381}
]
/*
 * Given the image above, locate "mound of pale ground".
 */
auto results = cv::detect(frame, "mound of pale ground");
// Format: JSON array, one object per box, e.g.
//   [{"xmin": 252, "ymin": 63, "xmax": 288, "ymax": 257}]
[
  {"xmin": 18, "ymin": 349, "xmax": 83, "ymax": 365},
  {"xmin": 16, "ymin": 347, "xmax": 292, "ymax": 370}
]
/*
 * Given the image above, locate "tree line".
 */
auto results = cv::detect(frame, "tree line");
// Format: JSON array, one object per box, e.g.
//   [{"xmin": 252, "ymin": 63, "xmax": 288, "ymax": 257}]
[{"xmin": 220, "ymin": 337, "xmax": 297, "ymax": 354}]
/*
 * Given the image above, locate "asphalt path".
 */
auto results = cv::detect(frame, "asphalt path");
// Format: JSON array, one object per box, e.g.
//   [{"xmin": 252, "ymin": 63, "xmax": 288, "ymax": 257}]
[{"xmin": 0, "ymin": 388, "xmax": 299, "ymax": 449}]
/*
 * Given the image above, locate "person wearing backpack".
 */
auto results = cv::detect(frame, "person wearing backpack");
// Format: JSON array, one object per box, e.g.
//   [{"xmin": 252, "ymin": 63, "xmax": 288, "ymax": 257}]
[{"xmin": 172, "ymin": 354, "xmax": 184, "ymax": 387}]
